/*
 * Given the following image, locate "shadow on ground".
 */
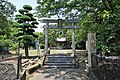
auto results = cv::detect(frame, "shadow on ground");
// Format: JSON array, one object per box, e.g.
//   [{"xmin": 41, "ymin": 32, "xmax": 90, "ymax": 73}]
[{"xmin": 33, "ymin": 62, "xmax": 90, "ymax": 80}]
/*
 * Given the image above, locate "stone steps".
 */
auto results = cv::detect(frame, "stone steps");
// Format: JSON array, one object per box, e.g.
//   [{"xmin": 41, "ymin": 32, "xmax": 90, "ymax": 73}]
[
  {"xmin": 44, "ymin": 65, "xmax": 75, "ymax": 68},
  {"xmin": 45, "ymin": 57, "xmax": 74, "ymax": 63},
  {"xmin": 43, "ymin": 54, "xmax": 77, "ymax": 68}
]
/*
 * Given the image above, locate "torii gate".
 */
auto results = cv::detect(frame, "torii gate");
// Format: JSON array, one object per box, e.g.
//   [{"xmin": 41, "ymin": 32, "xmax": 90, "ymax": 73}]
[{"xmin": 39, "ymin": 18, "xmax": 80, "ymax": 56}]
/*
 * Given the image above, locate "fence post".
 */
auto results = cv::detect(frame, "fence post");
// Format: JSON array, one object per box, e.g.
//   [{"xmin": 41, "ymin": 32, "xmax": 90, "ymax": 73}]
[{"xmin": 17, "ymin": 54, "xmax": 22, "ymax": 79}]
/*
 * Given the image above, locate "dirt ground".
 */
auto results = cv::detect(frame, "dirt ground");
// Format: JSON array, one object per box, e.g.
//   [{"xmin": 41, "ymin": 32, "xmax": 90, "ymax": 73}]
[{"xmin": 27, "ymin": 60, "xmax": 90, "ymax": 80}]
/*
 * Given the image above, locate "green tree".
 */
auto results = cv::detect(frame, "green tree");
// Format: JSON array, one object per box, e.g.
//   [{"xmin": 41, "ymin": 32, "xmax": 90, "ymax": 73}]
[
  {"xmin": 47, "ymin": 29, "xmax": 72, "ymax": 48},
  {"xmin": 79, "ymin": 0, "xmax": 120, "ymax": 54},
  {"xmin": 36, "ymin": 0, "xmax": 120, "ymax": 54},
  {"xmin": 36, "ymin": 32, "xmax": 44, "ymax": 44},
  {"xmin": 15, "ymin": 5, "xmax": 39, "ymax": 58},
  {"xmin": 0, "ymin": 0, "xmax": 16, "ymax": 32},
  {"xmin": 0, "ymin": 0, "xmax": 16, "ymax": 53}
]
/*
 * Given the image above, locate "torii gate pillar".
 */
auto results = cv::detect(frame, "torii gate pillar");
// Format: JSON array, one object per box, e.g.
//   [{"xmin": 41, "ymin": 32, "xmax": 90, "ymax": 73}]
[
  {"xmin": 45, "ymin": 22, "xmax": 49, "ymax": 54},
  {"xmin": 72, "ymin": 27, "xmax": 75, "ymax": 56}
]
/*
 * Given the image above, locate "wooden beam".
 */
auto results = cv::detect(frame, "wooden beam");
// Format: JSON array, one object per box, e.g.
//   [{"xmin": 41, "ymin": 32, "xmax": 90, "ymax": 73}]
[
  {"xmin": 43, "ymin": 25, "xmax": 80, "ymax": 29},
  {"xmin": 39, "ymin": 18, "xmax": 80, "ymax": 23}
]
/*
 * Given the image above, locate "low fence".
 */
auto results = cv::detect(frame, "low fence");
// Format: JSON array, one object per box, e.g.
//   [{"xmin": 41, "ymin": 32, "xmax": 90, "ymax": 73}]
[
  {"xmin": 0, "ymin": 54, "xmax": 24, "ymax": 80},
  {"xmin": 17, "ymin": 54, "xmax": 22, "ymax": 79},
  {"xmin": 91, "ymin": 54, "xmax": 120, "ymax": 80}
]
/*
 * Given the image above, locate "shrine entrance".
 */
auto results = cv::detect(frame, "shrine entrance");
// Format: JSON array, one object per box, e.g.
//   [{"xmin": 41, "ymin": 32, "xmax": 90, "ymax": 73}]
[
  {"xmin": 39, "ymin": 18, "xmax": 80, "ymax": 56},
  {"xmin": 56, "ymin": 37, "xmax": 66, "ymax": 49}
]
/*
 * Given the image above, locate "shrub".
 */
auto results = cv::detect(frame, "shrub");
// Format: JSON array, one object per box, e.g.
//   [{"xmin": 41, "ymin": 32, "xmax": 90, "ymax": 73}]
[{"xmin": 40, "ymin": 43, "xmax": 44, "ymax": 49}]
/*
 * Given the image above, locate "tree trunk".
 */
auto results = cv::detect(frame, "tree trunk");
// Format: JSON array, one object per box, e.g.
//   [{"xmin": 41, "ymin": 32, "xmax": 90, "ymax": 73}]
[{"xmin": 24, "ymin": 43, "xmax": 29, "ymax": 58}]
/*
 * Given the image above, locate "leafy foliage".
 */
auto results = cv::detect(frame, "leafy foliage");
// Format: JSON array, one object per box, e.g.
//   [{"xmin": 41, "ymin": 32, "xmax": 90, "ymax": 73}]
[
  {"xmin": 15, "ymin": 5, "xmax": 39, "ymax": 57},
  {"xmin": 0, "ymin": 0, "xmax": 16, "ymax": 17},
  {"xmin": 0, "ymin": 0, "xmax": 16, "ymax": 36},
  {"xmin": 36, "ymin": 0, "xmax": 120, "ymax": 54},
  {"xmin": 0, "ymin": 0, "xmax": 16, "ymax": 52}
]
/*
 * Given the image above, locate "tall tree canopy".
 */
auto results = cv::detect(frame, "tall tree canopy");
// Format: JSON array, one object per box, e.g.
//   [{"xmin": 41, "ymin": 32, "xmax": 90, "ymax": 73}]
[
  {"xmin": 15, "ymin": 5, "xmax": 39, "ymax": 57},
  {"xmin": 0, "ymin": 0, "xmax": 16, "ymax": 16},
  {"xmin": 36, "ymin": 0, "xmax": 120, "ymax": 54},
  {"xmin": 0, "ymin": 0, "xmax": 16, "ymax": 36},
  {"xmin": 0, "ymin": 0, "xmax": 16, "ymax": 52}
]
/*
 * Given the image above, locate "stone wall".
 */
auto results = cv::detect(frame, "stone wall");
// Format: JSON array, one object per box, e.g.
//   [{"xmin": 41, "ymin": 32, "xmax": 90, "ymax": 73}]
[
  {"xmin": 0, "ymin": 62, "xmax": 17, "ymax": 80},
  {"xmin": 76, "ymin": 50, "xmax": 88, "ymax": 57}
]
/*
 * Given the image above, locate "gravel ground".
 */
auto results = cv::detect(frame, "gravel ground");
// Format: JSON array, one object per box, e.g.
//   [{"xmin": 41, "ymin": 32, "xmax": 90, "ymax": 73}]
[{"xmin": 28, "ymin": 61, "xmax": 90, "ymax": 80}]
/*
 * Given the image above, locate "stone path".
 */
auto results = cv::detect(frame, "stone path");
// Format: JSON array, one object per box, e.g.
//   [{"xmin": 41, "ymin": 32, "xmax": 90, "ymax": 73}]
[{"xmin": 28, "ymin": 61, "xmax": 90, "ymax": 80}]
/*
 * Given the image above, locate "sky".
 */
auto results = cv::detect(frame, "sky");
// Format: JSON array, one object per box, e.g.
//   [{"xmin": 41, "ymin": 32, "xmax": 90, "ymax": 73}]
[
  {"xmin": 8, "ymin": 0, "xmax": 44, "ymax": 32},
  {"xmin": 8, "ymin": 0, "xmax": 37, "ymax": 11}
]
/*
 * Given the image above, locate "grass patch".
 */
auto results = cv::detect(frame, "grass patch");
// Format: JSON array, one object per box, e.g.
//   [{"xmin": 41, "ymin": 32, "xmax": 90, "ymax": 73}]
[{"xmin": 9, "ymin": 49, "xmax": 85, "ymax": 56}]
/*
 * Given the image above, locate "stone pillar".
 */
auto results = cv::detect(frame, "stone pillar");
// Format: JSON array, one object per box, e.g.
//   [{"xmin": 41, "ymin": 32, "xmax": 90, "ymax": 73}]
[
  {"xmin": 72, "ymin": 26, "xmax": 75, "ymax": 56},
  {"xmin": 36, "ymin": 39, "xmax": 40, "ymax": 58},
  {"xmin": 45, "ymin": 22, "xmax": 49, "ymax": 54},
  {"xmin": 87, "ymin": 33, "xmax": 96, "ymax": 68}
]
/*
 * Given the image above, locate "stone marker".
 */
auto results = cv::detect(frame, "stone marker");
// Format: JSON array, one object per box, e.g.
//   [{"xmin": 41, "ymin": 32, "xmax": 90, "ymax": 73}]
[{"xmin": 87, "ymin": 33, "xmax": 96, "ymax": 68}]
